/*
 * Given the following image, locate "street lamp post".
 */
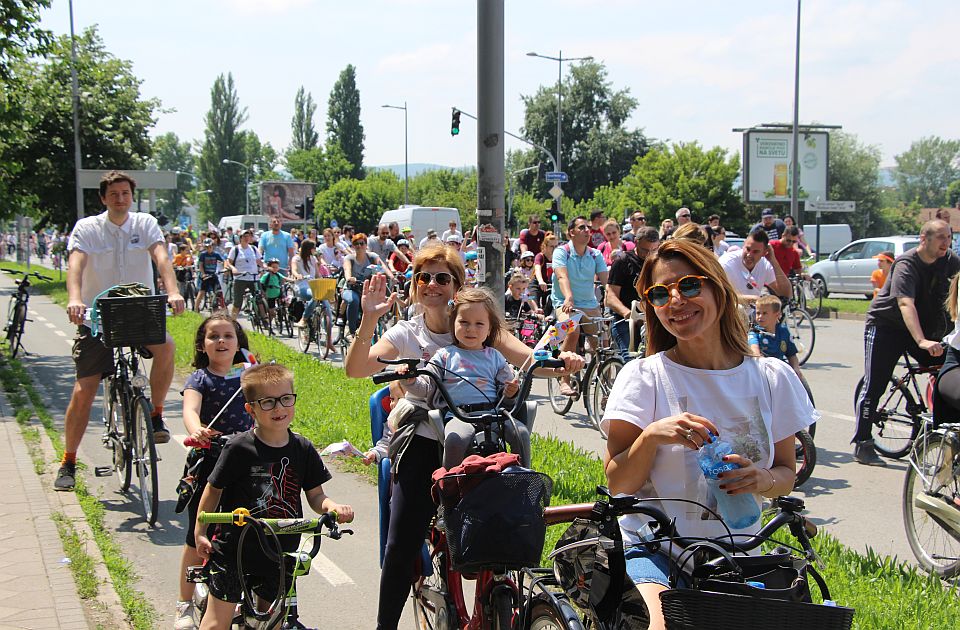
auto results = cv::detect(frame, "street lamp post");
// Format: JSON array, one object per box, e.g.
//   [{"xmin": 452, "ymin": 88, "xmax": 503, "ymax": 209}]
[
  {"xmin": 382, "ymin": 102, "xmax": 409, "ymax": 206},
  {"xmin": 526, "ymin": 50, "xmax": 592, "ymax": 216},
  {"xmin": 221, "ymin": 159, "xmax": 250, "ymax": 215}
]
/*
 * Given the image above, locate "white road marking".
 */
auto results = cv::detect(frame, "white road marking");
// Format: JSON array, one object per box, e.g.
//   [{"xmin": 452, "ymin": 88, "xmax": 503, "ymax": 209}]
[
  {"xmin": 29, "ymin": 310, "xmax": 39, "ymax": 316},
  {"xmin": 65, "ymin": 339, "xmax": 73, "ymax": 347},
  {"xmin": 53, "ymin": 330, "xmax": 66, "ymax": 337},
  {"xmin": 821, "ymin": 410, "xmax": 856, "ymax": 423},
  {"xmin": 44, "ymin": 322, "xmax": 56, "ymax": 329},
  {"xmin": 173, "ymin": 433, "xmax": 189, "ymax": 450},
  {"xmin": 34, "ymin": 314, "xmax": 46, "ymax": 322},
  {"xmin": 312, "ymin": 551, "xmax": 355, "ymax": 586}
]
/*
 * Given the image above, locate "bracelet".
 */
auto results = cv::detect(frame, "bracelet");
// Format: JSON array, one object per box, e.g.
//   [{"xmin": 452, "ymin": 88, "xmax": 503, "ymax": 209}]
[
  {"xmin": 761, "ymin": 468, "xmax": 776, "ymax": 494},
  {"xmin": 353, "ymin": 332, "xmax": 373, "ymax": 345}
]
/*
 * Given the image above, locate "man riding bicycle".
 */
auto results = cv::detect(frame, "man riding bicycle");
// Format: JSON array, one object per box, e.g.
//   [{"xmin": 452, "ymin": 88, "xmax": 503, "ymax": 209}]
[
  {"xmin": 854, "ymin": 220, "xmax": 959, "ymax": 465},
  {"xmin": 56, "ymin": 170, "xmax": 186, "ymax": 492}
]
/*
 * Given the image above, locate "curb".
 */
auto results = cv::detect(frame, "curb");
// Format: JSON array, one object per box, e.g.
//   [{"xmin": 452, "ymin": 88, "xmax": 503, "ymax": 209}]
[{"xmin": 816, "ymin": 308, "xmax": 865, "ymax": 321}]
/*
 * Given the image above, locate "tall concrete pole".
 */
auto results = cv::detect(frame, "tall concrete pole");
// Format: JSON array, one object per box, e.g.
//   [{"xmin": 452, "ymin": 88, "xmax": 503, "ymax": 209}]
[
  {"xmin": 790, "ymin": 0, "xmax": 802, "ymax": 220},
  {"xmin": 69, "ymin": 0, "xmax": 84, "ymax": 221},
  {"xmin": 477, "ymin": 0, "xmax": 505, "ymax": 302}
]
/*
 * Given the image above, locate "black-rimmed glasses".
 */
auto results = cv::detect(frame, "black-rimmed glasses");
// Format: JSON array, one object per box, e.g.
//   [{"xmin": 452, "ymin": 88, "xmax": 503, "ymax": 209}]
[{"xmin": 252, "ymin": 394, "xmax": 297, "ymax": 411}]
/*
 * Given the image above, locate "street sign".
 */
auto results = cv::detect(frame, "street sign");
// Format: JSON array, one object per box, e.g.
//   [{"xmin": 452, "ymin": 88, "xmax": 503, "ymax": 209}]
[
  {"xmin": 807, "ymin": 200, "xmax": 856, "ymax": 213},
  {"xmin": 548, "ymin": 184, "xmax": 563, "ymax": 200},
  {"xmin": 545, "ymin": 171, "xmax": 568, "ymax": 183}
]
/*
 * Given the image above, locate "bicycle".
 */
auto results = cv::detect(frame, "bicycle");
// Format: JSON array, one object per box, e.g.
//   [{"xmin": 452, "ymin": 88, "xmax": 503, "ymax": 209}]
[
  {"xmin": 296, "ymin": 278, "xmax": 337, "ymax": 360},
  {"xmin": 274, "ymin": 281, "xmax": 294, "ymax": 338},
  {"xmin": 544, "ymin": 308, "xmax": 623, "ymax": 438},
  {"xmin": 902, "ymin": 416, "xmax": 960, "ymax": 578},
  {"xmin": 536, "ymin": 489, "xmax": 853, "ymax": 629},
  {"xmin": 189, "ymin": 509, "xmax": 353, "ymax": 629},
  {"xmin": 175, "ymin": 266, "xmax": 197, "ymax": 311},
  {"xmin": 790, "ymin": 274, "xmax": 824, "ymax": 320},
  {"xmin": 92, "ymin": 292, "xmax": 168, "ymax": 526},
  {"xmin": 372, "ymin": 353, "xmax": 565, "ymax": 630},
  {"xmin": 781, "ymin": 299, "xmax": 816, "ymax": 366},
  {"xmin": 198, "ymin": 273, "xmax": 227, "ymax": 313},
  {"xmin": 242, "ymin": 282, "xmax": 272, "ymax": 335},
  {"xmin": 854, "ymin": 351, "xmax": 939, "ymax": 459},
  {"xmin": 2, "ymin": 267, "xmax": 52, "ymax": 357}
]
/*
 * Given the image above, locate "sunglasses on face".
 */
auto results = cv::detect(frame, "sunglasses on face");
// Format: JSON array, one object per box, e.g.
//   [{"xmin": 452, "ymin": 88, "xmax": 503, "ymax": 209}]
[
  {"xmin": 633, "ymin": 216, "xmax": 646, "ymax": 221},
  {"xmin": 252, "ymin": 393, "xmax": 297, "ymax": 411},
  {"xmin": 354, "ymin": 240, "xmax": 367, "ymax": 246},
  {"xmin": 679, "ymin": 214, "xmax": 691, "ymax": 218},
  {"xmin": 415, "ymin": 271, "xmax": 454, "ymax": 286},
  {"xmin": 530, "ymin": 220, "xmax": 540, "ymax": 225},
  {"xmin": 643, "ymin": 275, "xmax": 709, "ymax": 307},
  {"xmin": 572, "ymin": 224, "xmax": 590, "ymax": 232}
]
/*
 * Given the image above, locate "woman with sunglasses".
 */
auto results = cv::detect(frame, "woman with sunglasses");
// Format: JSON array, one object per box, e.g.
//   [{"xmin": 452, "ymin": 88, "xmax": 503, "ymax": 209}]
[
  {"xmin": 344, "ymin": 245, "xmax": 584, "ymax": 630},
  {"xmin": 342, "ymin": 233, "xmax": 394, "ymax": 338},
  {"xmin": 600, "ymin": 239, "xmax": 816, "ymax": 630}
]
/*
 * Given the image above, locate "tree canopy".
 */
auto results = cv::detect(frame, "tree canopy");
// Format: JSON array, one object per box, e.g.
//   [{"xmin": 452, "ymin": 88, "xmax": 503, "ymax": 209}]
[
  {"xmin": 197, "ymin": 73, "xmax": 248, "ymax": 220},
  {"xmin": 151, "ymin": 132, "xmax": 194, "ymax": 215},
  {"xmin": 326, "ymin": 64, "xmax": 365, "ymax": 179},
  {"xmin": 895, "ymin": 136, "xmax": 960, "ymax": 207},
  {"xmin": 290, "ymin": 86, "xmax": 319, "ymax": 151}
]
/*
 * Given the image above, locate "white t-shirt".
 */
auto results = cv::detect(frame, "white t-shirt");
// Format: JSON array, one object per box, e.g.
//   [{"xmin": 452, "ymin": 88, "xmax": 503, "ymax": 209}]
[
  {"xmin": 718, "ymin": 249, "xmax": 776, "ymax": 297},
  {"xmin": 228, "ymin": 244, "xmax": 261, "ymax": 280},
  {"xmin": 67, "ymin": 210, "xmax": 164, "ymax": 306},
  {"xmin": 381, "ymin": 314, "xmax": 455, "ymax": 440},
  {"xmin": 601, "ymin": 353, "xmax": 816, "ymax": 547},
  {"xmin": 713, "ymin": 240, "xmax": 730, "ymax": 257},
  {"xmin": 318, "ymin": 243, "xmax": 344, "ymax": 268}
]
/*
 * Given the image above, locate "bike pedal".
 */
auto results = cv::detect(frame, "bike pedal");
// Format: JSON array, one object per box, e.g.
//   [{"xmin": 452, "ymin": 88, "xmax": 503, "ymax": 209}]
[{"xmin": 93, "ymin": 466, "xmax": 113, "ymax": 477}]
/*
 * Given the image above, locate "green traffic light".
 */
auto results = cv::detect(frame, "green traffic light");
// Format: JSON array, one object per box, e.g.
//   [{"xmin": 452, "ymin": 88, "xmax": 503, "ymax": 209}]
[{"xmin": 451, "ymin": 128, "xmax": 459, "ymax": 136}]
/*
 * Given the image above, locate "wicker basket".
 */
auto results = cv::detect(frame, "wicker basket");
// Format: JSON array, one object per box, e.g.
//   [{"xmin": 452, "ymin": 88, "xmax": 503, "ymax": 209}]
[
  {"xmin": 308, "ymin": 278, "xmax": 337, "ymax": 302},
  {"xmin": 660, "ymin": 589, "xmax": 854, "ymax": 630},
  {"xmin": 434, "ymin": 470, "xmax": 552, "ymax": 572},
  {"xmin": 97, "ymin": 295, "xmax": 167, "ymax": 348}
]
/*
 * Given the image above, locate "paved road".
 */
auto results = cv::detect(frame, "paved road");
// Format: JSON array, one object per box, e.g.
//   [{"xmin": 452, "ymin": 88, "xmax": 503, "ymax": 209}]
[{"xmin": 1, "ymin": 265, "xmax": 924, "ymax": 628}]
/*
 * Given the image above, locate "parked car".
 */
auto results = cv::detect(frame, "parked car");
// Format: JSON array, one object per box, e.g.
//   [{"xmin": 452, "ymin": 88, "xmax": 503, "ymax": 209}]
[{"xmin": 808, "ymin": 236, "xmax": 920, "ymax": 297}]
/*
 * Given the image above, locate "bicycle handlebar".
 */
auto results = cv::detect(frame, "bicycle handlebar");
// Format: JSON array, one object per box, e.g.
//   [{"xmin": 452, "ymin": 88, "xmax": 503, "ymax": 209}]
[
  {"xmin": 373, "ymin": 355, "xmax": 565, "ymax": 425},
  {"xmin": 2, "ymin": 268, "xmax": 52, "ymax": 281}
]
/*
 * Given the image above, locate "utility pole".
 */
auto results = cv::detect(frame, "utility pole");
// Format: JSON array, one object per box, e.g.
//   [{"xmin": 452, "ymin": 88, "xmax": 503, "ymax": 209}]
[
  {"xmin": 69, "ymin": 0, "xmax": 84, "ymax": 221},
  {"xmin": 476, "ymin": 0, "xmax": 505, "ymax": 303},
  {"xmin": 790, "ymin": 0, "xmax": 802, "ymax": 220}
]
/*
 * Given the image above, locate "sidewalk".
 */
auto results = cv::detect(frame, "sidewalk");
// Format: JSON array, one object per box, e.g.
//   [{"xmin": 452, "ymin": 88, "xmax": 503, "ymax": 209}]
[{"xmin": 0, "ymin": 392, "xmax": 89, "ymax": 630}]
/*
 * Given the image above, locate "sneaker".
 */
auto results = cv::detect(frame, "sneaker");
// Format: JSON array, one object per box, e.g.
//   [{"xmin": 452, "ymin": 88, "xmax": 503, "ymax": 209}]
[
  {"xmin": 853, "ymin": 440, "xmax": 886, "ymax": 466},
  {"xmin": 152, "ymin": 415, "xmax": 171, "ymax": 445},
  {"xmin": 174, "ymin": 601, "xmax": 196, "ymax": 630},
  {"xmin": 54, "ymin": 462, "xmax": 76, "ymax": 491}
]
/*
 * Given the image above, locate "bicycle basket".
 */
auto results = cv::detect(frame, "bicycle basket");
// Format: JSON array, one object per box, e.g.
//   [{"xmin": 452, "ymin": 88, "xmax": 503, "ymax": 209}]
[
  {"xmin": 435, "ymin": 469, "xmax": 552, "ymax": 572},
  {"xmin": 308, "ymin": 278, "xmax": 337, "ymax": 302},
  {"xmin": 660, "ymin": 589, "xmax": 854, "ymax": 630},
  {"xmin": 96, "ymin": 294, "xmax": 167, "ymax": 348}
]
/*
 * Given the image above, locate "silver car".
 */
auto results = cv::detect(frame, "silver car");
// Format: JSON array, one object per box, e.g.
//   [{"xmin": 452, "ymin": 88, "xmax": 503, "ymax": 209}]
[{"xmin": 808, "ymin": 236, "xmax": 920, "ymax": 297}]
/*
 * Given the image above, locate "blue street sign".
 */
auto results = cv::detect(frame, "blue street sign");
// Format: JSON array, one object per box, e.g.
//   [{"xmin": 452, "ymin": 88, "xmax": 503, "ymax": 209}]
[{"xmin": 545, "ymin": 171, "xmax": 568, "ymax": 183}]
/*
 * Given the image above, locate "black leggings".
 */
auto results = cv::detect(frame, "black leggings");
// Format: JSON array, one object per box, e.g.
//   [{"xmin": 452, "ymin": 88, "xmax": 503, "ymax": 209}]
[
  {"xmin": 938, "ymin": 366, "xmax": 960, "ymax": 413},
  {"xmin": 377, "ymin": 435, "xmax": 441, "ymax": 630}
]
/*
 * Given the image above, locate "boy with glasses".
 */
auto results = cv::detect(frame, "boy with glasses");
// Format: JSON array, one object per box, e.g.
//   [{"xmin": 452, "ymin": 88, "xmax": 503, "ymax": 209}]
[{"xmin": 194, "ymin": 363, "xmax": 354, "ymax": 629}]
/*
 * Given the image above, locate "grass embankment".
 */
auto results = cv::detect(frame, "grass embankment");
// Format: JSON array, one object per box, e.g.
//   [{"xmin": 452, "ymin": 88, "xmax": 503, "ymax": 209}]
[
  {"xmin": 5, "ymin": 262, "xmax": 958, "ymax": 628},
  {"xmin": 823, "ymin": 297, "xmax": 871, "ymax": 315}
]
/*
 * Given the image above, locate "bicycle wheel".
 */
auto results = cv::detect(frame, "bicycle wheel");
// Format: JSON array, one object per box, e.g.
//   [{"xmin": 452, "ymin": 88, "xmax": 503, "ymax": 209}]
[
  {"xmin": 854, "ymin": 376, "xmax": 920, "ymax": 459},
  {"xmin": 785, "ymin": 308, "xmax": 815, "ymax": 365},
  {"xmin": 493, "ymin": 587, "xmax": 515, "ymax": 630},
  {"xmin": 805, "ymin": 278, "xmax": 824, "ymax": 319},
  {"xmin": 297, "ymin": 317, "xmax": 312, "ymax": 354},
  {"xmin": 132, "ymin": 396, "xmax": 159, "ymax": 526},
  {"xmin": 588, "ymin": 357, "xmax": 623, "ymax": 439},
  {"xmin": 317, "ymin": 309, "xmax": 332, "ymax": 361},
  {"xmin": 412, "ymin": 542, "xmax": 460, "ymax": 630},
  {"xmin": 527, "ymin": 595, "xmax": 586, "ymax": 630},
  {"xmin": 546, "ymin": 376, "xmax": 575, "ymax": 415},
  {"xmin": 183, "ymin": 282, "xmax": 196, "ymax": 311},
  {"xmin": 794, "ymin": 430, "xmax": 817, "ymax": 489},
  {"xmin": 105, "ymin": 380, "xmax": 132, "ymax": 492},
  {"xmin": 903, "ymin": 431, "xmax": 960, "ymax": 578},
  {"xmin": 6, "ymin": 300, "xmax": 25, "ymax": 357}
]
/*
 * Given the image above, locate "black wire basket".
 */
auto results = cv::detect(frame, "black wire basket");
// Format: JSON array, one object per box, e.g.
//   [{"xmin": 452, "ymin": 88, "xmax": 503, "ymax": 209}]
[
  {"xmin": 434, "ymin": 469, "xmax": 553, "ymax": 573},
  {"xmin": 660, "ymin": 588, "xmax": 854, "ymax": 630},
  {"xmin": 97, "ymin": 295, "xmax": 167, "ymax": 348}
]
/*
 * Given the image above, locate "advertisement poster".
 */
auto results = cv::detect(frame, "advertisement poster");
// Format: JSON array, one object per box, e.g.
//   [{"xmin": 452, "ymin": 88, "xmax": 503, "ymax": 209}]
[
  {"xmin": 744, "ymin": 131, "xmax": 828, "ymax": 204},
  {"xmin": 259, "ymin": 181, "xmax": 315, "ymax": 221}
]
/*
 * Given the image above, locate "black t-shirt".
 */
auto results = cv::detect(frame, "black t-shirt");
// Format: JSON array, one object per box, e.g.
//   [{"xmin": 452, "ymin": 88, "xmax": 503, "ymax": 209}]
[
  {"xmin": 607, "ymin": 250, "xmax": 645, "ymax": 319},
  {"xmin": 753, "ymin": 219, "xmax": 787, "ymax": 241},
  {"xmin": 504, "ymin": 292, "xmax": 533, "ymax": 320},
  {"xmin": 208, "ymin": 429, "xmax": 332, "ymax": 554},
  {"xmin": 866, "ymin": 248, "xmax": 960, "ymax": 340}
]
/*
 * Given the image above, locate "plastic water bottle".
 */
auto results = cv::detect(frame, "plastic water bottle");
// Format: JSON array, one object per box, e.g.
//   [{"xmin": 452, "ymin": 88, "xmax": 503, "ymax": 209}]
[{"xmin": 696, "ymin": 433, "xmax": 761, "ymax": 529}]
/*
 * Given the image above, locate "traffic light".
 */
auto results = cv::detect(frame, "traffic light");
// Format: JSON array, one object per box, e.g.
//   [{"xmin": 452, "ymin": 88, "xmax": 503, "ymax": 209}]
[
  {"xmin": 305, "ymin": 196, "xmax": 314, "ymax": 219},
  {"xmin": 537, "ymin": 162, "xmax": 547, "ymax": 181},
  {"xmin": 549, "ymin": 199, "xmax": 564, "ymax": 224},
  {"xmin": 451, "ymin": 109, "xmax": 461, "ymax": 136}
]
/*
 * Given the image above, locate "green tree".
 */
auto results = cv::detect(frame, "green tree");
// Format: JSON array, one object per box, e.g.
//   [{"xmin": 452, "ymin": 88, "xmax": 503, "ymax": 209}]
[
  {"xmin": 197, "ymin": 73, "xmax": 247, "ymax": 220},
  {"xmin": 151, "ymin": 132, "xmax": 194, "ymax": 216},
  {"xmin": 326, "ymin": 64, "xmax": 365, "ymax": 179},
  {"xmin": 947, "ymin": 179, "xmax": 960, "ymax": 208},
  {"xmin": 240, "ymin": 130, "xmax": 280, "ymax": 213},
  {"xmin": 3, "ymin": 26, "xmax": 158, "ymax": 227},
  {"xmin": 519, "ymin": 60, "xmax": 648, "ymax": 202},
  {"xmin": 895, "ymin": 136, "xmax": 960, "ymax": 207},
  {"xmin": 826, "ymin": 131, "xmax": 883, "ymax": 238},
  {"xmin": 286, "ymin": 144, "xmax": 353, "ymax": 191},
  {"xmin": 314, "ymin": 172, "xmax": 401, "ymax": 232},
  {"xmin": 614, "ymin": 142, "xmax": 742, "ymax": 231},
  {"xmin": 290, "ymin": 86, "xmax": 319, "ymax": 151}
]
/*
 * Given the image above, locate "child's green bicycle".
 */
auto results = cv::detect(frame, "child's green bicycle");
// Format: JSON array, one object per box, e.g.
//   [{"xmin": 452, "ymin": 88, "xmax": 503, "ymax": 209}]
[{"xmin": 189, "ymin": 508, "xmax": 353, "ymax": 629}]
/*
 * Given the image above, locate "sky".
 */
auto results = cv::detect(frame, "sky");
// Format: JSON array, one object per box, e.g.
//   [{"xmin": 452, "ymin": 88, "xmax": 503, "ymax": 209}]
[{"xmin": 40, "ymin": 0, "xmax": 960, "ymax": 170}]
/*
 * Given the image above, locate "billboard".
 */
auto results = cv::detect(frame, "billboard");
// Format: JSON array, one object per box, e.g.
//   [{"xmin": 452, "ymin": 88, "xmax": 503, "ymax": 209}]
[
  {"xmin": 259, "ymin": 181, "xmax": 315, "ymax": 221},
  {"xmin": 743, "ymin": 130, "xmax": 828, "ymax": 205}
]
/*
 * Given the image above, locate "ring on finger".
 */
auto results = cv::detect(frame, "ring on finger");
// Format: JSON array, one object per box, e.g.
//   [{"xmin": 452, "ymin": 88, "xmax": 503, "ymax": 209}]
[{"xmin": 684, "ymin": 429, "xmax": 695, "ymax": 442}]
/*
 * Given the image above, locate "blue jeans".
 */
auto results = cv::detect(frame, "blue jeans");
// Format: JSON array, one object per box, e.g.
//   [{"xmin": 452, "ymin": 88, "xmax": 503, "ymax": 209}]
[
  {"xmin": 611, "ymin": 318, "xmax": 632, "ymax": 362},
  {"xmin": 342, "ymin": 288, "xmax": 361, "ymax": 334},
  {"xmin": 297, "ymin": 285, "xmax": 319, "ymax": 321}
]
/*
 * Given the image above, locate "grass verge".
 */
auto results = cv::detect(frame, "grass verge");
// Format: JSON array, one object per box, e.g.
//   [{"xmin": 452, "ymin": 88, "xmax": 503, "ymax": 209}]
[
  {"xmin": 0, "ymin": 347, "xmax": 158, "ymax": 630},
  {"xmin": 51, "ymin": 512, "xmax": 99, "ymax": 599},
  {"xmin": 822, "ymin": 297, "xmax": 871, "ymax": 315}
]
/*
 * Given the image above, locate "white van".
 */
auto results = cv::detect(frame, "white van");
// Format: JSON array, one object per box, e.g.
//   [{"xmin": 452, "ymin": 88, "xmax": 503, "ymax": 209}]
[
  {"xmin": 378, "ymin": 206, "xmax": 461, "ymax": 244},
  {"xmin": 218, "ymin": 214, "xmax": 272, "ymax": 233},
  {"xmin": 801, "ymin": 224, "xmax": 852, "ymax": 256}
]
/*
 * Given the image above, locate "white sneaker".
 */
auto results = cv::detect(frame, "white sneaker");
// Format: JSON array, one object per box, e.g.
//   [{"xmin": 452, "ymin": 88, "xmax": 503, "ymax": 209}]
[{"xmin": 174, "ymin": 601, "xmax": 197, "ymax": 630}]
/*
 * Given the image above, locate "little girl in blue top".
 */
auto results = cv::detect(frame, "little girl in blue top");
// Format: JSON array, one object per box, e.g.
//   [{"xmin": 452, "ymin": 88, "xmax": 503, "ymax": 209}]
[
  {"xmin": 174, "ymin": 314, "xmax": 254, "ymax": 629},
  {"xmin": 405, "ymin": 287, "xmax": 523, "ymax": 469}
]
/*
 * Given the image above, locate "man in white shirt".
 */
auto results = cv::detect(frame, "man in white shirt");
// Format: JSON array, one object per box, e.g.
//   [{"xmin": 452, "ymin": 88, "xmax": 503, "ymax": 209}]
[
  {"xmin": 225, "ymin": 229, "xmax": 263, "ymax": 319},
  {"xmin": 370, "ymin": 224, "xmax": 410, "ymax": 267},
  {"xmin": 718, "ymin": 226, "xmax": 790, "ymax": 305},
  {"xmin": 57, "ymin": 171, "xmax": 185, "ymax": 492},
  {"xmin": 441, "ymin": 220, "xmax": 461, "ymax": 243}
]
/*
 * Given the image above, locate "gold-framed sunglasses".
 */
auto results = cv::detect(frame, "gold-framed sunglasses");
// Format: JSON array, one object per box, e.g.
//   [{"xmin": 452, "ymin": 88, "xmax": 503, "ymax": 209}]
[{"xmin": 642, "ymin": 275, "xmax": 709, "ymax": 308}]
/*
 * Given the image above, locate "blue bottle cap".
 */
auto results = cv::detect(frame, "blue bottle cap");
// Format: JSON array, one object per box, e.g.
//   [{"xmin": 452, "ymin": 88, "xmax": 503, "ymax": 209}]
[{"xmin": 746, "ymin": 581, "xmax": 766, "ymax": 589}]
